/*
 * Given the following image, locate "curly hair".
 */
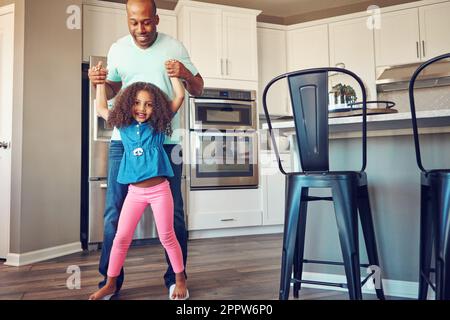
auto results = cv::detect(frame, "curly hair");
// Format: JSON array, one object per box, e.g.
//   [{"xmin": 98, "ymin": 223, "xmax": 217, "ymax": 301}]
[{"xmin": 108, "ymin": 82, "xmax": 173, "ymax": 136}]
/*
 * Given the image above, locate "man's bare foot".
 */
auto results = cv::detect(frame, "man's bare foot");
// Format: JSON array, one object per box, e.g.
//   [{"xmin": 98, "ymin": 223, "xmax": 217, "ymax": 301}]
[
  {"xmin": 171, "ymin": 273, "xmax": 188, "ymax": 300},
  {"xmin": 89, "ymin": 283, "xmax": 117, "ymax": 300}
]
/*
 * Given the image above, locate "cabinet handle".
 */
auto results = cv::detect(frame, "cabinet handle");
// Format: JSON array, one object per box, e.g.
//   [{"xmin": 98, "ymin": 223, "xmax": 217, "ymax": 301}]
[
  {"xmin": 416, "ymin": 41, "xmax": 420, "ymax": 58},
  {"xmin": 226, "ymin": 59, "xmax": 229, "ymax": 76},
  {"xmin": 221, "ymin": 59, "xmax": 224, "ymax": 76},
  {"xmin": 335, "ymin": 62, "xmax": 346, "ymax": 69},
  {"xmin": 221, "ymin": 218, "xmax": 235, "ymax": 222},
  {"xmin": 422, "ymin": 40, "xmax": 426, "ymax": 58}
]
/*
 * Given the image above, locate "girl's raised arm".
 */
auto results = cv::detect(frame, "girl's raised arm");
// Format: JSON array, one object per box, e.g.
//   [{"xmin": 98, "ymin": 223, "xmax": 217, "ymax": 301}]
[
  {"xmin": 95, "ymin": 83, "xmax": 110, "ymax": 121},
  {"xmin": 170, "ymin": 76, "xmax": 185, "ymax": 114}
]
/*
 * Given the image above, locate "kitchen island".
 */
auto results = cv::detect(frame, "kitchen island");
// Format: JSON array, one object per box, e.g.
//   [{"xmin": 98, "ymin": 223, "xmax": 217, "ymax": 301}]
[{"xmin": 261, "ymin": 109, "xmax": 450, "ymax": 297}]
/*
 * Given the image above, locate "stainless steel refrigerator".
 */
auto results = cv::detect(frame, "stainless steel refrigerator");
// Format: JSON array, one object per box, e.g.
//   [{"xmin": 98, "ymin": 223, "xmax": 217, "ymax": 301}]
[{"xmin": 81, "ymin": 56, "xmax": 158, "ymax": 250}]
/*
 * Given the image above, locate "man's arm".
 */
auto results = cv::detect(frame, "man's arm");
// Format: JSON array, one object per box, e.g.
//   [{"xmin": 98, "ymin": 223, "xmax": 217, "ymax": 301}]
[
  {"xmin": 182, "ymin": 73, "xmax": 204, "ymax": 97},
  {"xmin": 104, "ymin": 80, "xmax": 122, "ymax": 100}
]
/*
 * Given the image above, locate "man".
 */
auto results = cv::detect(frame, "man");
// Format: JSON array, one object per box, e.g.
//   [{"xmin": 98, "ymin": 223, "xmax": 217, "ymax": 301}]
[{"xmin": 88, "ymin": 0, "xmax": 204, "ymax": 299}]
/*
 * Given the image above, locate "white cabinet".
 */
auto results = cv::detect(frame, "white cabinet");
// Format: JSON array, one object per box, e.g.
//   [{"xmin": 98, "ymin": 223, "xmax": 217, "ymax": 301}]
[
  {"xmin": 329, "ymin": 17, "xmax": 377, "ymax": 101},
  {"xmin": 176, "ymin": 1, "xmax": 260, "ymax": 81},
  {"xmin": 375, "ymin": 8, "xmax": 421, "ymax": 67},
  {"xmin": 187, "ymin": 189, "xmax": 262, "ymax": 231},
  {"xmin": 419, "ymin": 2, "xmax": 450, "ymax": 60},
  {"xmin": 285, "ymin": 24, "xmax": 329, "ymax": 117},
  {"xmin": 257, "ymin": 26, "xmax": 289, "ymax": 117},
  {"xmin": 223, "ymin": 11, "xmax": 259, "ymax": 81},
  {"xmin": 375, "ymin": 3, "xmax": 450, "ymax": 67},
  {"xmin": 287, "ymin": 24, "xmax": 329, "ymax": 71},
  {"xmin": 177, "ymin": 6, "xmax": 223, "ymax": 79},
  {"xmin": 261, "ymin": 152, "xmax": 291, "ymax": 226},
  {"xmin": 83, "ymin": 4, "xmax": 129, "ymax": 61},
  {"xmin": 83, "ymin": 3, "xmax": 177, "ymax": 61}
]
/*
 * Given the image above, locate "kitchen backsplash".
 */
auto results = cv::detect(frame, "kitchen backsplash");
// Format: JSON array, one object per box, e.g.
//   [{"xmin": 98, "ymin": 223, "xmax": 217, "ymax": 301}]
[{"xmin": 378, "ymin": 85, "xmax": 450, "ymax": 113}]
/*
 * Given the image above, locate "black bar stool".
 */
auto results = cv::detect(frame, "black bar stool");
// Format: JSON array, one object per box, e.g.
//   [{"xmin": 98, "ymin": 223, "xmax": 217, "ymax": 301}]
[
  {"xmin": 262, "ymin": 67, "xmax": 385, "ymax": 300},
  {"xmin": 409, "ymin": 52, "xmax": 450, "ymax": 300}
]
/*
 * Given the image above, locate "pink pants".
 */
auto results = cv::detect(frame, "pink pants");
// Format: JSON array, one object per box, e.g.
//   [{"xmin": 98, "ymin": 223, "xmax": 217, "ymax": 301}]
[{"xmin": 107, "ymin": 180, "xmax": 184, "ymax": 277}]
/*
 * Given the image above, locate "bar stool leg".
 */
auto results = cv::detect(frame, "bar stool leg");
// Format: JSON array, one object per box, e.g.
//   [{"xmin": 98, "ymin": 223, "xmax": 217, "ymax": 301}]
[
  {"xmin": 433, "ymin": 178, "xmax": 450, "ymax": 300},
  {"xmin": 279, "ymin": 181, "xmax": 303, "ymax": 300},
  {"xmin": 419, "ymin": 184, "xmax": 434, "ymax": 300},
  {"xmin": 357, "ymin": 184, "xmax": 385, "ymax": 300},
  {"xmin": 332, "ymin": 179, "xmax": 363, "ymax": 300},
  {"xmin": 293, "ymin": 188, "xmax": 309, "ymax": 298}
]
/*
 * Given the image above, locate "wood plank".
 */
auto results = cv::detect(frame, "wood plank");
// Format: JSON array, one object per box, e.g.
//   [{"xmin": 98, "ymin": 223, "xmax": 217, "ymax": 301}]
[{"xmin": 0, "ymin": 234, "xmax": 403, "ymax": 300}]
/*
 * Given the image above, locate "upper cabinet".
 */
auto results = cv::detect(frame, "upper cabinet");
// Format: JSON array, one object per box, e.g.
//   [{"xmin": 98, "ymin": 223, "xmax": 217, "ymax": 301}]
[
  {"xmin": 257, "ymin": 26, "xmax": 289, "ymax": 117},
  {"xmin": 375, "ymin": 2, "xmax": 450, "ymax": 67},
  {"xmin": 83, "ymin": 4, "xmax": 129, "ymax": 61},
  {"xmin": 176, "ymin": 1, "xmax": 261, "ymax": 81},
  {"xmin": 329, "ymin": 17, "xmax": 377, "ymax": 101},
  {"xmin": 285, "ymin": 25, "xmax": 329, "ymax": 116},
  {"xmin": 419, "ymin": 1, "xmax": 450, "ymax": 60},
  {"xmin": 374, "ymin": 8, "xmax": 421, "ymax": 66},
  {"xmin": 83, "ymin": 3, "xmax": 177, "ymax": 61},
  {"xmin": 287, "ymin": 25, "xmax": 329, "ymax": 71}
]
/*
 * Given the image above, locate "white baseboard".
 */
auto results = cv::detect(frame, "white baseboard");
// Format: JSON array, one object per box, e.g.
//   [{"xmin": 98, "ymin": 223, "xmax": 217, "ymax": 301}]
[
  {"xmin": 188, "ymin": 225, "xmax": 284, "ymax": 239},
  {"xmin": 299, "ymin": 271, "xmax": 427, "ymax": 299},
  {"xmin": 4, "ymin": 242, "xmax": 83, "ymax": 267}
]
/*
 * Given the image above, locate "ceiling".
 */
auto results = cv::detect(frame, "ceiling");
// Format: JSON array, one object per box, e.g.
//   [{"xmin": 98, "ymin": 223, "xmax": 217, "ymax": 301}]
[{"xmin": 107, "ymin": 0, "xmax": 420, "ymax": 24}]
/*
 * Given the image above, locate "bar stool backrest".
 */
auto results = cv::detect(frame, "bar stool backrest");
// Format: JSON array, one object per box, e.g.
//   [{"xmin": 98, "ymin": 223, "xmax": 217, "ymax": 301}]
[
  {"xmin": 408, "ymin": 52, "xmax": 450, "ymax": 173},
  {"xmin": 262, "ymin": 67, "xmax": 368, "ymax": 174}
]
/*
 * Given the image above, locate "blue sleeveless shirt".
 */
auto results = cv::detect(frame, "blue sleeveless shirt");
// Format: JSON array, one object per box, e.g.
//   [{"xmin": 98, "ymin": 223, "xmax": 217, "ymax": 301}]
[{"xmin": 117, "ymin": 120, "xmax": 174, "ymax": 184}]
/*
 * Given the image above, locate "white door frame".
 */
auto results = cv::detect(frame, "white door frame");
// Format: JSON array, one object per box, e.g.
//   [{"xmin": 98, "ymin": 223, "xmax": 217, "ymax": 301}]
[{"xmin": 0, "ymin": 3, "xmax": 15, "ymax": 260}]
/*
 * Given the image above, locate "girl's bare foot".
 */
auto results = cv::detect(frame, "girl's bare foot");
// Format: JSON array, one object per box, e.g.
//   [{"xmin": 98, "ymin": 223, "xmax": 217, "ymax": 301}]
[
  {"xmin": 89, "ymin": 277, "xmax": 117, "ymax": 300},
  {"xmin": 171, "ymin": 273, "xmax": 188, "ymax": 300}
]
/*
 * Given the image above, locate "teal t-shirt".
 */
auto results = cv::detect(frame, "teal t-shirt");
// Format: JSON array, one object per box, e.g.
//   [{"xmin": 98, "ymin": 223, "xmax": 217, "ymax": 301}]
[{"xmin": 107, "ymin": 33, "xmax": 198, "ymax": 144}]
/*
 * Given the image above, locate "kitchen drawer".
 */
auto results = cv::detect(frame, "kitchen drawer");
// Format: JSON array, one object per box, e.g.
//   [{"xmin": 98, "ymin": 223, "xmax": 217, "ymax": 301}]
[
  {"xmin": 188, "ymin": 210, "xmax": 262, "ymax": 231},
  {"xmin": 187, "ymin": 188, "xmax": 262, "ymax": 230}
]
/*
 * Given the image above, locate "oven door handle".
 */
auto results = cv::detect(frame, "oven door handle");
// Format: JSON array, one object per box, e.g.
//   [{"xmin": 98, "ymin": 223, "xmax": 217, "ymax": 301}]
[{"xmin": 190, "ymin": 99, "xmax": 254, "ymax": 106}]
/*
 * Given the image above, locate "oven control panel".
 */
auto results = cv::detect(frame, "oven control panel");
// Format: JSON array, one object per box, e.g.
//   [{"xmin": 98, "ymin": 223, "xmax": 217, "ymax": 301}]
[{"xmin": 198, "ymin": 88, "xmax": 256, "ymax": 101}]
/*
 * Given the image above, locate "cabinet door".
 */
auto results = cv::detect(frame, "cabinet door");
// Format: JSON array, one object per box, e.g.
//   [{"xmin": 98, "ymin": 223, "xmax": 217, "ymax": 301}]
[
  {"xmin": 158, "ymin": 13, "xmax": 177, "ymax": 39},
  {"xmin": 222, "ymin": 11, "xmax": 258, "ymax": 81},
  {"xmin": 182, "ymin": 7, "xmax": 222, "ymax": 79},
  {"xmin": 262, "ymin": 154, "xmax": 291, "ymax": 226},
  {"xmin": 419, "ymin": 2, "xmax": 450, "ymax": 60},
  {"xmin": 287, "ymin": 24, "xmax": 329, "ymax": 71},
  {"xmin": 83, "ymin": 5, "xmax": 129, "ymax": 61},
  {"xmin": 264, "ymin": 173, "xmax": 286, "ymax": 225},
  {"xmin": 286, "ymin": 25, "xmax": 329, "ymax": 116},
  {"xmin": 329, "ymin": 17, "xmax": 377, "ymax": 101},
  {"xmin": 257, "ymin": 27, "xmax": 289, "ymax": 117},
  {"xmin": 375, "ymin": 8, "xmax": 421, "ymax": 66}
]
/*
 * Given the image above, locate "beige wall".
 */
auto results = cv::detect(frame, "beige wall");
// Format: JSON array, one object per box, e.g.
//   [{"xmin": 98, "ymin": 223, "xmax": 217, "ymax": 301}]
[
  {"xmin": 2, "ymin": 0, "xmax": 82, "ymax": 254},
  {"xmin": 19, "ymin": 0, "xmax": 82, "ymax": 253}
]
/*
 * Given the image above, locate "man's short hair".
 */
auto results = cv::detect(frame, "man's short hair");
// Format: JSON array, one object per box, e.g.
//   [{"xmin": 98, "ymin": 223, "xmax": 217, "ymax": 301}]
[{"xmin": 127, "ymin": 0, "xmax": 157, "ymax": 15}]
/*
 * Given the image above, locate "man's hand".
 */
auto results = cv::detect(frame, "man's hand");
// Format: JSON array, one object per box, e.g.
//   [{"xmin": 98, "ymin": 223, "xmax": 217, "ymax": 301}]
[
  {"xmin": 88, "ymin": 61, "xmax": 108, "ymax": 86},
  {"xmin": 165, "ymin": 59, "xmax": 193, "ymax": 82}
]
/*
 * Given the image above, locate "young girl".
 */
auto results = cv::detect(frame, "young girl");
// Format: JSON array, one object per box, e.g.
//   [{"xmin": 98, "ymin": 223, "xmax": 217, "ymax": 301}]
[{"xmin": 89, "ymin": 70, "xmax": 187, "ymax": 300}]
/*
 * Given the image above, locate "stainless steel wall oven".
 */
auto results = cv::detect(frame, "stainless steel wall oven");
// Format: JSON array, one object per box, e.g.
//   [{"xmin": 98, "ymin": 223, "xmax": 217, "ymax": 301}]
[{"xmin": 189, "ymin": 88, "xmax": 258, "ymax": 189}]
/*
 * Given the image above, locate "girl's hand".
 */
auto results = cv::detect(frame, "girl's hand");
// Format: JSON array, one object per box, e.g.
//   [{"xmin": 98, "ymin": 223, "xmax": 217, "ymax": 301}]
[{"xmin": 89, "ymin": 61, "xmax": 108, "ymax": 86}]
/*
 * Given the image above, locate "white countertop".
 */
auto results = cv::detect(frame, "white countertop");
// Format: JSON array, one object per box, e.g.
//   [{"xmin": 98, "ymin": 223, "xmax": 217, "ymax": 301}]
[{"xmin": 261, "ymin": 109, "xmax": 450, "ymax": 133}]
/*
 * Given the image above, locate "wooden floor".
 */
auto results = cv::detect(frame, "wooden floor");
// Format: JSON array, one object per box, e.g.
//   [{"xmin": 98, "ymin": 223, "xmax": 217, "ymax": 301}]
[{"xmin": 0, "ymin": 234, "xmax": 400, "ymax": 300}]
